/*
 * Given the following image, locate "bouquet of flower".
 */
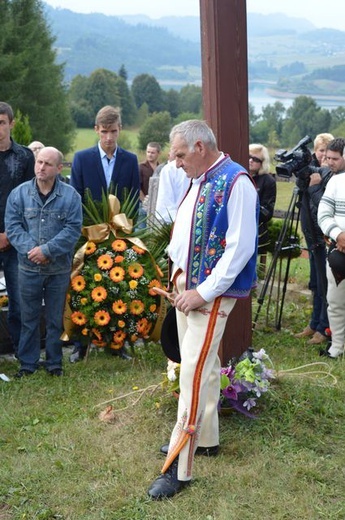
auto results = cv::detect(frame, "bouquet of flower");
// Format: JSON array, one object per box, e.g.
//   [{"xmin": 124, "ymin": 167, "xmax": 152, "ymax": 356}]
[
  {"xmin": 220, "ymin": 349, "xmax": 275, "ymax": 416},
  {"xmin": 163, "ymin": 349, "xmax": 275, "ymax": 417},
  {"xmin": 66, "ymin": 192, "xmax": 166, "ymax": 352}
]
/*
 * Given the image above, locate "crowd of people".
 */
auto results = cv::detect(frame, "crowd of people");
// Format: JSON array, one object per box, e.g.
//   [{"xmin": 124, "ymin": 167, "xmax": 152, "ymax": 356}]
[{"xmin": 1, "ymin": 99, "xmax": 345, "ymax": 500}]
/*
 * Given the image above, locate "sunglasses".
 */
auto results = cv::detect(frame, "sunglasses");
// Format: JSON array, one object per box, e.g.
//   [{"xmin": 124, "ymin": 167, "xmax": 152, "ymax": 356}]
[{"xmin": 249, "ymin": 155, "xmax": 263, "ymax": 164}]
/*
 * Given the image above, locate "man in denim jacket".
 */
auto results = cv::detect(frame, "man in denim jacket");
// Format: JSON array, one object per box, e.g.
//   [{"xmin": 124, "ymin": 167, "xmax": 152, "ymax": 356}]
[{"xmin": 5, "ymin": 147, "xmax": 82, "ymax": 377}]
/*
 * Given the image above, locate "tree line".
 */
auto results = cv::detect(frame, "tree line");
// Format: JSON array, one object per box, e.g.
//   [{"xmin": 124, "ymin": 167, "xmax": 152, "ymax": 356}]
[{"xmin": 2, "ymin": 0, "xmax": 345, "ymax": 155}]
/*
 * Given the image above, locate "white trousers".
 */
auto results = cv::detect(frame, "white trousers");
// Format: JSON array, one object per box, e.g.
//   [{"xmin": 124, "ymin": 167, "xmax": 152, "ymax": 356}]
[
  {"xmin": 326, "ymin": 263, "xmax": 345, "ymax": 357},
  {"xmin": 163, "ymin": 272, "xmax": 236, "ymax": 481}
]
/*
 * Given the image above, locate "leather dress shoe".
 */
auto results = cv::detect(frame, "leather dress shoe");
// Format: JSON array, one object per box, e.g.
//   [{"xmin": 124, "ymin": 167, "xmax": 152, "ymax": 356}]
[
  {"xmin": 14, "ymin": 369, "xmax": 35, "ymax": 378},
  {"xmin": 160, "ymin": 443, "xmax": 219, "ymax": 457},
  {"xmin": 48, "ymin": 368, "xmax": 63, "ymax": 376},
  {"xmin": 295, "ymin": 325, "xmax": 315, "ymax": 338},
  {"xmin": 320, "ymin": 348, "xmax": 343, "ymax": 359},
  {"xmin": 148, "ymin": 459, "xmax": 190, "ymax": 500},
  {"xmin": 308, "ymin": 332, "xmax": 328, "ymax": 345}
]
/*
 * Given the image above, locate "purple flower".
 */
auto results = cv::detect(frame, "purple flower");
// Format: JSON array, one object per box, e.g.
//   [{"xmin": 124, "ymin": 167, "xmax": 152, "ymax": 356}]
[{"xmin": 222, "ymin": 385, "xmax": 238, "ymax": 401}]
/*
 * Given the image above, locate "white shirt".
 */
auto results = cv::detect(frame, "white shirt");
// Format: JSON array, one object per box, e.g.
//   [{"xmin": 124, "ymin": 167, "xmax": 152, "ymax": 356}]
[
  {"xmin": 98, "ymin": 143, "xmax": 117, "ymax": 188},
  {"xmin": 155, "ymin": 160, "xmax": 191, "ymax": 223},
  {"xmin": 318, "ymin": 172, "xmax": 345, "ymax": 241},
  {"xmin": 168, "ymin": 156, "xmax": 258, "ymax": 302}
]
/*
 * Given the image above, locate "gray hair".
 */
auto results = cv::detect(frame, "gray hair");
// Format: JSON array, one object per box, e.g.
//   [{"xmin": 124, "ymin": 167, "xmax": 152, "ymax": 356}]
[{"xmin": 169, "ymin": 120, "xmax": 217, "ymax": 152}]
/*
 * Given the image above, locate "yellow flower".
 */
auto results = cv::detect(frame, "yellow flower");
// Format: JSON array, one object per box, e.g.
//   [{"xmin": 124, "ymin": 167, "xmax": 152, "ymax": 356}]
[
  {"xmin": 97, "ymin": 254, "xmax": 113, "ymax": 270},
  {"xmin": 129, "ymin": 280, "xmax": 138, "ymax": 290},
  {"xmin": 128, "ymin": 263, "xmax": 144, "ymax": 279},
  {"xmin": 130, "ymin": 299, "xmax": 145, "ymax": 315},
  {"xmin": 91, "ymin": 286, "xmax": 107, "ymax": 302},
  {"xmin": 94, "ymin": 272, "xmax": 102, "ymax": 282},
  {"xmin": 149, "ymin": 304, "xmax": 157, "ymax": 312},
  {"xmin": 71, "ymin": 311, "xmax": 87, "ymax": 326},
  {"xmin": 112, "ymin": 300, "xmax": 127, "ymax": 314},
  {"xmin": 85, "ymin": 241, "xmax": 97, "ymax": 255},
  {"xmin": 112, "ymin": 239, "xmax": 127, "ymax": 252},
  {"xmin": 71, "ymin": 275, "xmax": 86, "ymax": 292},
  {"xmin": 81, "ymin": 328, "xmax": 89, "ymax": 336},
  {"xmin": 110, "ymin": 342, "xmax": 122, "ymax": 350},
  {"xmin": 118, "ymin": 320, "xmax": 126, "ymax": 328},
  {"xmin": 80, "ymin": 297, "xmax": 88, "ymax": 305},
  {"xmin": 109, "ymin": 266, "xmax": 125, "ymax": 282},
  {"xmin": 94, "ymin": 310, "xmax": 111, "ymax": 326}
]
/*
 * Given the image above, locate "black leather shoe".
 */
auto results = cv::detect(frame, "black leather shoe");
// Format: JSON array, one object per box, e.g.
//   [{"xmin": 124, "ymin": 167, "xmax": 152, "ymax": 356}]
[
  {"xmin": 160, "ymin": 443, "xmax": 219, "ymax": 457},
  {"xmin": 14, "ymin": 369, "xmax": 35, "ymax": 378},
  {"xmin": 48, "ymin": 368, "xmax": 63, "ymax": 376},
  {"xmin": 148, "ymin": 460, "xmax": 190, "ymax": 500},
  {"xmin": 319, "ymin": 349, "xmax": 341, "ymax": 359}
]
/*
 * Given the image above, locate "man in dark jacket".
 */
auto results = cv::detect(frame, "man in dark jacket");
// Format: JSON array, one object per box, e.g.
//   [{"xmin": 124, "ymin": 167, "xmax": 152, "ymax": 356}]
[{"xmin": 0, "ymin": 102, "xmax": 35, "ymax": 355}]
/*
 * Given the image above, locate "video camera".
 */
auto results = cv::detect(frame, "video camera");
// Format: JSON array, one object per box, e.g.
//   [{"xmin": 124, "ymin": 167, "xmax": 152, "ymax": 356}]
[{"xmin": 275, "ymin": 135, "xmax": 312, "ymax": 179}]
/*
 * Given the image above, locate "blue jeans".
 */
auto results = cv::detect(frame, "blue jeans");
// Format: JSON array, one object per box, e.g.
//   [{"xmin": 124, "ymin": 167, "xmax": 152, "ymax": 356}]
[
  {"xmin": 0, "ymin": 247, "xmax": 21, "ymax": 353},
  {"xmin": 17, "ymin": 270, "xmax": 70, "ymax": 372},
  {"xmin": 309, "ymin": 245, "xmax": 329, "ymax": 334}
]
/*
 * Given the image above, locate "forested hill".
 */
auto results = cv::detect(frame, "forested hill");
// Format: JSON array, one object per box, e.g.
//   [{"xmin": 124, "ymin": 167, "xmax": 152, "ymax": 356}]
[
  {"xmin": 44, "ymin": 3, "xmax": 345, "ymax": 95},
  {"xmin": 43, "ymin": 4, "xmax": 201, "ymax": 83}
]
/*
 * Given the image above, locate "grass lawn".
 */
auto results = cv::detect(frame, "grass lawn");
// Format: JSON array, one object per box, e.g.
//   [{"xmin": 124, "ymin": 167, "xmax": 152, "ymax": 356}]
[{"xmin": 1, "ymin": 294, "xmax": 344, "ymax": 519}]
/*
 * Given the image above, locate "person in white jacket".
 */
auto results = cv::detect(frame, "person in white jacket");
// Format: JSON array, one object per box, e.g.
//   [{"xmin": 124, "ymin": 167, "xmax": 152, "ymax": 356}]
[{"xmin": 318, "ymin": 137, "xmax": 345, "ymax": 358}]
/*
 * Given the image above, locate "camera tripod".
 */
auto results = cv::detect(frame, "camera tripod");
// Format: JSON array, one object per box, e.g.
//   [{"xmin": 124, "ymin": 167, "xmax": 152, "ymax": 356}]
[{"xmin": 253, "ymin": 181, "xmax": 328, "ymax": 330}]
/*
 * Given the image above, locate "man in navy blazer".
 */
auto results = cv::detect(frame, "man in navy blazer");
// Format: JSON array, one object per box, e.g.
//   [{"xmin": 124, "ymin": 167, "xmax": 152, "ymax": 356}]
[{"xmin": 70, "ymin": 105, "xmax": 140, "ymax": 206}]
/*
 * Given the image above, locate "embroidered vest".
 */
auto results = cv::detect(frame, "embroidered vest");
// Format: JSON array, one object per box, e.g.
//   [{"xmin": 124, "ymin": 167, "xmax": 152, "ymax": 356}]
[{"xmin": 186, "ymin": 156, "xmax": 258, "ymax": 298}]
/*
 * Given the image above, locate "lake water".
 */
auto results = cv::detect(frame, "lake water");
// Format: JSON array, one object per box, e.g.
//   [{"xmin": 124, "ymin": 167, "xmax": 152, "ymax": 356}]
[{"xmin": 249, "ymin": 84, "xmax": 345, "ymax": 115}]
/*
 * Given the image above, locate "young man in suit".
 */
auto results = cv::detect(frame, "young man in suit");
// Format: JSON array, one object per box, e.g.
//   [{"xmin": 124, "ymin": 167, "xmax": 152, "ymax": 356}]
[{"xmin": 70, "ymin": 105, "xmax": 140, "ymax": 205}]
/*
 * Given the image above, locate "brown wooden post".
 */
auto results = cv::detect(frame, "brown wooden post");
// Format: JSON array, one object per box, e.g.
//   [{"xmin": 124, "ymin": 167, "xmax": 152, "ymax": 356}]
[{"xmin": 200, "ymin": 0, "xmax": 252, "ymax": 364}]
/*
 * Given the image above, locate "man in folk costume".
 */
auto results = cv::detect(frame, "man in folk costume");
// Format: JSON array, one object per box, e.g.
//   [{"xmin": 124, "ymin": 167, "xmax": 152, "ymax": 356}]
[{"xmin": 148, "ymin": 120, "xmax": 259, "ymax": 499}]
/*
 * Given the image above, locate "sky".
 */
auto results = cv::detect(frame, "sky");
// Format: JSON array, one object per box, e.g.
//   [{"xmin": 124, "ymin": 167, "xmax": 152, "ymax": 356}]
[{"xmin": 44, "ymin": 0, "xmax": 344, "ymax": 31}]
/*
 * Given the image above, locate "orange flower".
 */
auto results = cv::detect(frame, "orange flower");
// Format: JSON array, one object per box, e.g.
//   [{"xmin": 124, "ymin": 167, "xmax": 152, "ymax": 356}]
[
  {"xmin": 118, "ymin": 320, "xmax": 126, "ymax": 328},
  {"xmin": 130, "ymin": 299, "xmax": 145, "ymax": 315},
  {"xmin": 129, "ymin": 280, "xmax": 138, "ymax": 290},
  {"xmin": 112, "ymin": 300, "xmax": 127, "ymax": 314},
  {"xmin": 130, "ymin": 334, "xmax": 138, "ymax": 343},
  {"xmin": 80, "ymin": 297, "xmax": 88, "ymax": 305},
  {"xmin": 109, "ymin": 266, "xmax": 125, "ymax": 282},
  {"xmin": 92, "ymin": 340, "xmax": 107, "ymax": 348},
  {"xmin": 94, "ymin": 310, "xmax": 111, "ymax": 326},
  {"xmin": 91, "ymin": 286, "xmax": 107, "ymax": 302},
  {"xmin": 114, "ymin": 255, "xmax": 124, "ymax": 263},
  {"xmin": 148, "ymin": 279, "xmax": 161, "ymax": 296},
  {"xmin": 85, "ymin": 241, "xmax": 97, "ymax": 255},
  {"xmin": 113, "ymin": 330, "xmax": 126, "ymax": 344},
  {"xmin": 149, "ymin": 304, "xmax": 157, "ymax": 313},
  {"xmin": 110, "ymin": 342, "xmax": 123, "ymax": 350},
  {"xmin": 71, "ymin": 311, "xmax": 87, "ymax": 326},
  {"xmin": 132, "ymin": 245, "xmax": 145, "ymax": 255},
  {"xmin": 97, "ymin": 254, "xmax": 113, "ymax": 270},
  {"xmin": 81, "ymin": 328, "xmax": 89, "ymax": 336},
  {"xmin": 128, "ymin": 263, "xmax": 144, "ymax": 279},
  {"xmin": 71, "ymin": 275, "xmax": 86, "ymax": 292},
  {"xmin": 155, "ymin": 264, "xmax": 164, "ymax": 278},
  {"xmin": 94, "ymin": 272, "xmax": 102, "ymax": 282},
  {"xmin": 112, "ymin": 239, "xmax": 127, "ymax": 252},
  {"xmin": 92, "ymin": 328, "xmax": 102, "ymax": 340},
  {"xmin": 137, "ymin": 317, "xmax": 152, "ymax": 336}
]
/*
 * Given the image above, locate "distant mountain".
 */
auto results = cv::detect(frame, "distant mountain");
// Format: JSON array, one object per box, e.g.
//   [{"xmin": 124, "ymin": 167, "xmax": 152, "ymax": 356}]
[{"xmin": 43, "ymin": 3, "xmax": 345, "ymax": 96}]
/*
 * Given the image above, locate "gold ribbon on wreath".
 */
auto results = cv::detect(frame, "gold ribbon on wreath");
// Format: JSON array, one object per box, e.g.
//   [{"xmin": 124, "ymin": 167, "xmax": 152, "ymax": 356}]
[{"xmin": 62, "ymin": 194, "xmax": 165, "ymax": 342}]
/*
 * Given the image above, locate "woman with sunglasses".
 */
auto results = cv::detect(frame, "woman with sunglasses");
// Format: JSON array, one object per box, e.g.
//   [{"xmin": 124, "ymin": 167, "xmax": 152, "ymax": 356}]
[{"xmin": 249, "ymin": 143, "xmax": 277, "ymax": 273}]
